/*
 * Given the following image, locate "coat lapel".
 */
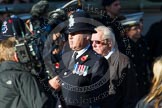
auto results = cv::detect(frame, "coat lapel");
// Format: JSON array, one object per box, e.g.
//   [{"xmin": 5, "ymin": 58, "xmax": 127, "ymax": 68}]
[
  {"xmin": 108, "ymin": 50, "xmax": 120, "ymax": 79},
  {"xmin": 108, "ymin": 50, "xmax": 120, "ymax": 95},
  {"xmin": 62, "ymin": 51, "xmax": 73, "ymax": 68}
]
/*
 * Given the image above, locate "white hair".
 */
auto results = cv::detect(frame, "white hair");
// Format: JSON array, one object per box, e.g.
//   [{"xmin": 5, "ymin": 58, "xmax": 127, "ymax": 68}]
[{"xmin": 95, "ymin": 26, "xmax": 117, "ymax": 48}]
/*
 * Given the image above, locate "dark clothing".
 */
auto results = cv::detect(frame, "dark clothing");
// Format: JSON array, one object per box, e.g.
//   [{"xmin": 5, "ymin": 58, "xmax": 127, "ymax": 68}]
[
  {"xmin": 136, "ymin": 95, "xmax": 162, "ymax": 108},
  {"xmin": 0, "ymin": 61, "xmax": 54, "ymax": 108},
  {"xmin": 145, "ymin": 19, "xmax": 162, "ymax": 66},
  {"xmin": 57, "ymin": 47, "xmax": 109, "ymax": 108},
  {"xmin": 101, "ymin": 50, "xmax": 138, "ymax": 108},
  {"xmin": 122, "ymin": 37, "xmax": 151, "ymax": 100},
  {"xmin": 117, "ymin": 36, "xmax": 132, "ymax": 56}
]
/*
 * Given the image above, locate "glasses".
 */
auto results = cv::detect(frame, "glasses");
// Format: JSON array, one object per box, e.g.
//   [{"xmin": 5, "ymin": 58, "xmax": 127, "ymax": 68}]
[
  {"xmin": 91, "ymin": 39, "xmax": 107, "ymax": 45},
  {"xmin": 91, "ymin": 40, "xmax": 102, "ymax": 44}
]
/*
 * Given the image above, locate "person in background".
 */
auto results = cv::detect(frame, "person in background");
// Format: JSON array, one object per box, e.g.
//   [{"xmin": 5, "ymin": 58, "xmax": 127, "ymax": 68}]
[
  {"xmin": 100, "ymin": 0, "xmax": 126, "ymax": 53},
  {"xmin": 136, "ymin": 56, "xmax": 162, "ymax": 108},
  {"xmin": 101, "ymin": 0, "xmax": 123, "ymax": 31},
  {"xmin": 120, "ymin": 13, "xmax": 151, "ymax": 101},
  {"xmin": 51, "ymin": 32, "xmax": 66, "ymax": 67},
  {"xmin": 145, "ymin": 17, "xmax": 162, "ymax": 70},
  {"xmin": 102, "ymin": 0, "xmax": 121, "ymax": 19},
  {"xmin": 91, "ymin": 25, "xmax": 137, "ymax": 108},
  {"xmin": 0, "ymin": 16, "xmax": 55, "ymax": 108}
]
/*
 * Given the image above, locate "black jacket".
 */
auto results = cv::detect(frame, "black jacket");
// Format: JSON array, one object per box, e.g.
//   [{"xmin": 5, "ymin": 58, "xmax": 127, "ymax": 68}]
[
  {"xmin": 128, "ymin": 38, "xmax": 151, "ymax": 99},
  {"xmin": 0, "ymin": 61, "xmax": 54, "ymax": 108},
  {"xmin": 119, "ymin": 36, "xmax": 151, "ymax": 100},
  {"xmin": 145, "ymin": 20, "xmax": 162, "ymax": 65},
  {"xmin": 136, "ymin": 95, "xmax": 162, "ymax": 108},
  {"xmin": 57, "ymin": 47, "xmax": 109, "ymax": 108}
]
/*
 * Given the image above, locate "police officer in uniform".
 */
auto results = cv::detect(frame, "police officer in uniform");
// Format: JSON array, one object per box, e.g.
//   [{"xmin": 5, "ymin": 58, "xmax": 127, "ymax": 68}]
[
  {"xmin": 49, "ymin": 10, "xmax": 109, "ymax": 108},
  {"xmin": 120, "ymin": 13, "xmax": 151, "ymax": 101}
]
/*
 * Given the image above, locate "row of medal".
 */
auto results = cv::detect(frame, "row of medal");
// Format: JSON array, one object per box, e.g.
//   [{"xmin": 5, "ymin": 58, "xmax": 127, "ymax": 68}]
[{"xmin": 72, "ymin": 62, "xmax": 89, "ymax": 76}]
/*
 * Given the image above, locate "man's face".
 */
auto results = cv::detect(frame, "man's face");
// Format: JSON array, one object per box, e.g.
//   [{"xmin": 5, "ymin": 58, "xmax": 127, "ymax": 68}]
[
  {"xmin": 105, "ymin": 0, "xmax": 121, "ymax": 18},
  {"xmin": 68, "ymin": 31, "xmax": 89, "ymax": 51},
  {"xmin": 91, "ymin": 30, "xmax": 111, "ymax": 56}
]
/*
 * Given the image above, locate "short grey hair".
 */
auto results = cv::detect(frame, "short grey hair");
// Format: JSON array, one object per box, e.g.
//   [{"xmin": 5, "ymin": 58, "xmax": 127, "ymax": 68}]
[{"xmin": 95, "ymin": 26, "xmax": 116, "ymax": 48}]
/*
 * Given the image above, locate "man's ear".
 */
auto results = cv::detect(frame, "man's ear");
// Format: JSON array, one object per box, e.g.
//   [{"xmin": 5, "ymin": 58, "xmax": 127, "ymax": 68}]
[
  {"xmin": 86, "ymin": 35, "xmax": 91, "ymax": 40},
  {"xmin": 13, "ymin": 52, "xmax": 19, "ymax": 62},
  {"xmin": 108, "ymin": 40, "xmax": 112, "ymax": 47}
]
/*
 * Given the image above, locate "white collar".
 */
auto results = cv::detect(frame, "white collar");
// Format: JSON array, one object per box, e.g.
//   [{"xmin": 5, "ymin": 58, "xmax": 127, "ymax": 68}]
[
  {"xmin": 74, "ymin": 44, "xmax": 90, "ymax": 59},
  {"xmin": 104, "ymin": 48, "xmax": 115, "ymax": 60}
]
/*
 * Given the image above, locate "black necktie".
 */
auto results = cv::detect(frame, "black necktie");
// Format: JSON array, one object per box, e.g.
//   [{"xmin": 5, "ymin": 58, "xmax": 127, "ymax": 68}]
[{"xmin": 68, "ymin": 52, "xmax": 78, "ymax": 70}]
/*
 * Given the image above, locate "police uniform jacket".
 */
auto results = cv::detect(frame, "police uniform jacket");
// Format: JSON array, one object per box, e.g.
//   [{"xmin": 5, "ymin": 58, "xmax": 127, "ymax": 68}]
[
  {"xmin": 57, "ymin": 46, "xmax": 109, "ymax": 108},
  {"xmin": 0, "ymin": 61, "xmax": 55, "ymax": 108},
  {"xmin": 101, "ymin": 49, "xmax": 138, "ymax": 108}
]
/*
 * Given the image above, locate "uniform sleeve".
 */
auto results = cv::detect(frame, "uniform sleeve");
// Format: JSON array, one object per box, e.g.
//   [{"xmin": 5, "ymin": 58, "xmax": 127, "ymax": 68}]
[
  {"xmin": 91, "ymin": 57, "xmax": 109, "ymax": 83},
  {"xmin": 16, "ymin": 73, "xmax": 55, "ymax": 108}
]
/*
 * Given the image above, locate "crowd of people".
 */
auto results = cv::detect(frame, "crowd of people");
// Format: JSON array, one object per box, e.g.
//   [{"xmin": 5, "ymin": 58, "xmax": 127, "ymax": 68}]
[{"xmin": 0, "ymin": 0, "xmax": 161, "ymax": 108}]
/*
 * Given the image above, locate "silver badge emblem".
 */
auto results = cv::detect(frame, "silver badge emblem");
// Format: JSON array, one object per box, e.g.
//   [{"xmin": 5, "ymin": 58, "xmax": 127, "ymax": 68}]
[{"xmin": 69, "ymin": 15, "xmax": 75, "ymax": 28}]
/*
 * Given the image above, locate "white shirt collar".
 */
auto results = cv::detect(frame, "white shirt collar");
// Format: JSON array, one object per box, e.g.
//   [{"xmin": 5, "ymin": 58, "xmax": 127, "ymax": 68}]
[
  {"xmin": 104, "ymin": 48, "xmax": 115, "ymax": 60},
  {"xmin": 74, "ymin": 44, "xmax": 90, "ymax": 59}
]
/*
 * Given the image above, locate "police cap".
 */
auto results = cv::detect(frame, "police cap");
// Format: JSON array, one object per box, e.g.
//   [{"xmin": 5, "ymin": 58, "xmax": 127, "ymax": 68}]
[{"xmin": 67, "ymin": 10, "xmax": 96, "ymax": 34}]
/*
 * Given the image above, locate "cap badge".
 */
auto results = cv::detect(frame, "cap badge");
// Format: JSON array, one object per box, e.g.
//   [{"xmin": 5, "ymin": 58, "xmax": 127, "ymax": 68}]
[
  {"xmin": 2, "ymin": 21, "xmax": 8, "ymax": 34},
  {"xmin": 69, "ymin": 15, "xmax": 75, "ymax": 28}
]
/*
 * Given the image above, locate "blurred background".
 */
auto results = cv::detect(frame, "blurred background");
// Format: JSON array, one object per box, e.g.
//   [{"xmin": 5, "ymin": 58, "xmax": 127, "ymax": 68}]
[{"xmin": 0, "ymin": 0, "xmax": 162, "ymax": 35}]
